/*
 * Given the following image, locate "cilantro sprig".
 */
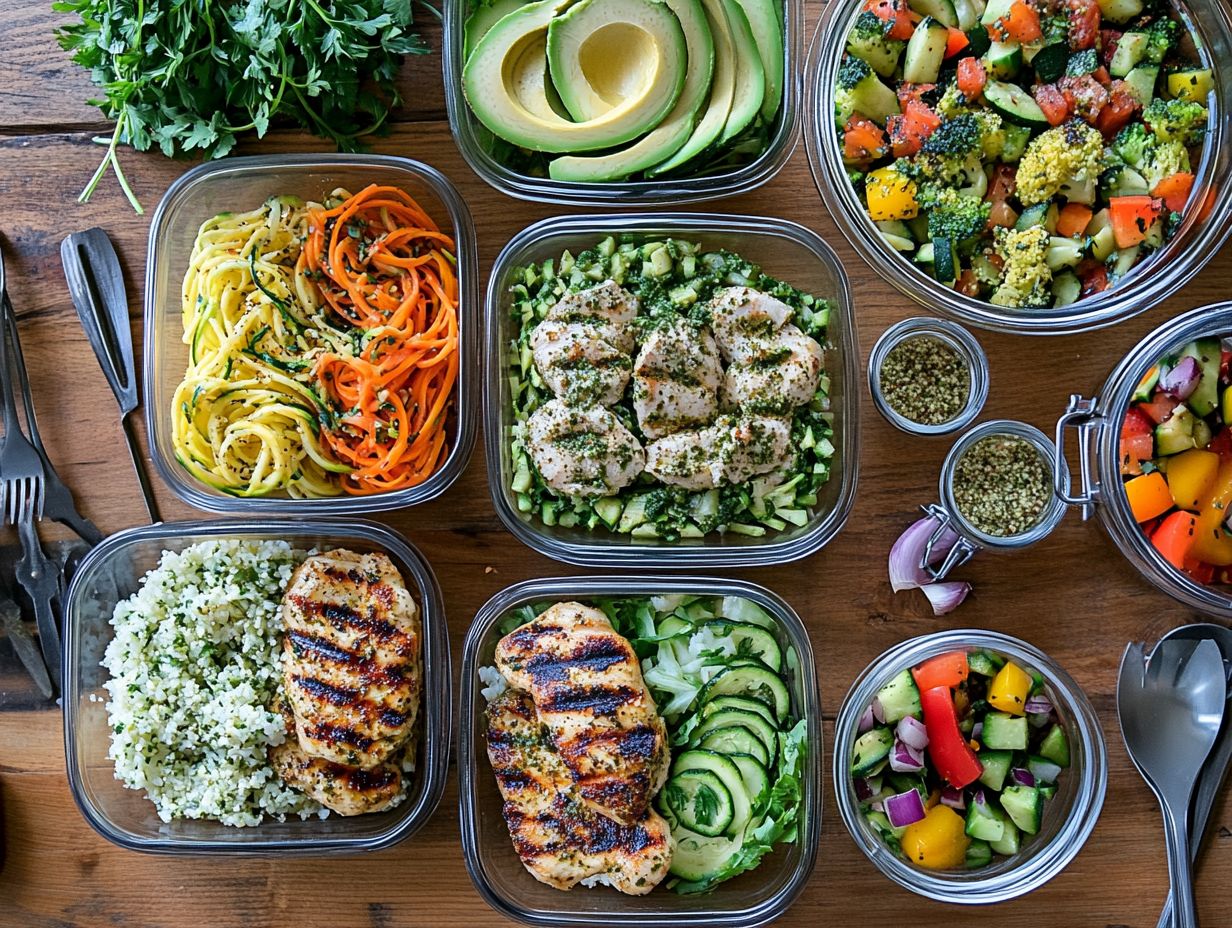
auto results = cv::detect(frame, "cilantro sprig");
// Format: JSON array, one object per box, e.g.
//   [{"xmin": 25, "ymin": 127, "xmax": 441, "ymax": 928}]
[{"xmin": 53, "ymin": 0, "xmax": 432, "ymax": 212}]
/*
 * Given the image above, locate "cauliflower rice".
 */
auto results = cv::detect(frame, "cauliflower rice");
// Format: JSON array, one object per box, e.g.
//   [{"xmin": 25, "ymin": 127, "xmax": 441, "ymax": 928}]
[{"xmin": 102, "ymin": 539, "xmax": 327, "ymax": 827}]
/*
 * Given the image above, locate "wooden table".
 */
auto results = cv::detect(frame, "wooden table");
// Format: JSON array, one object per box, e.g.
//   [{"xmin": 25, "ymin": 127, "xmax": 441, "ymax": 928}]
[{"xmin": 0, "ymin": 3, "xmax": 1229, "ymax": 926}]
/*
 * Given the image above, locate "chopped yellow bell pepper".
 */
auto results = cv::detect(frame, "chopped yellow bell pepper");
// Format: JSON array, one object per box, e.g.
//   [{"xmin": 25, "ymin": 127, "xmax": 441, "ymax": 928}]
[
  {"xmin": 900, "ymin": 805, "xmax": 970, "ymax": 870},
  {"xmin": 1166, "ymin": 448, "xmax": 1220, "ymax": 511},
  {"xmin": 988, "ymin": 660, "xmax": 1033, "ymax": 717},
  {"xmin": 1125, "ymin": 471, "xmax": 1174, "ymax": 523},
  {"xmin": 1168, "ymin": 69, "xmax": 1214, "ymax": 104},
  {"xmin": 1189, "ymin": 458, "xmax": 1232, "ymax": 565},
  {"xmin": 866, "ymin": 166, "xmax": 919, "ymax": 221}
]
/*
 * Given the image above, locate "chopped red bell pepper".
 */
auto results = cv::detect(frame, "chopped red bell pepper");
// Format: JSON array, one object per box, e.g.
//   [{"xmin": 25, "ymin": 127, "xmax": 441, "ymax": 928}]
[
  {"xmin": 912, "ymin": 651, "xmax": 970, "ymax": 691},
  {"xmin": 920, "ymin": 686, "xmax": 984, "ymax": 788}
]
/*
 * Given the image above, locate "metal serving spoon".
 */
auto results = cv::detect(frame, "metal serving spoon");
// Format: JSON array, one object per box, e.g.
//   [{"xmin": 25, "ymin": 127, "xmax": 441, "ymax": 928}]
[
  {"xmin": 1155, "ymin": 624, "xmax": 1232, "ymax": 928},
  {"xmin": 1119, "ymin": 638, "xmax": 1225, "ymax": 928}
]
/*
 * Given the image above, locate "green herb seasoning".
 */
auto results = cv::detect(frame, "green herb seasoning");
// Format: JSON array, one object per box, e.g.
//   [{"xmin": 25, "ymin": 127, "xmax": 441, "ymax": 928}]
[
  {"xmin": 879, "ymin": 335, "xmax": 970, "ymax": 425},
  {"xmin": 953, "ymin": 435, "xmax": 1051, "ymax": 537}
]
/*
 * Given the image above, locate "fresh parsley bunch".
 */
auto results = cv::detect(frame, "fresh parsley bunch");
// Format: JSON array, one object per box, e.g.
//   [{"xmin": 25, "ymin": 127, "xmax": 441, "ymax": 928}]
[{"xmin": 54, "ymin": 0, "xmax": 432, "ymax": 212}]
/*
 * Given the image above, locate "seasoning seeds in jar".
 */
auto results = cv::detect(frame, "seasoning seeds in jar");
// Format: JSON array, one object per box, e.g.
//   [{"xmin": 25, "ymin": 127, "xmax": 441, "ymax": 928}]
[
  {"xmin": 879, "ymin": 335, "xmax": 970, "ymax": 426},
  {"xmin": 953, "ymin": 435, "xmax": 1052, "ymax": 537}
]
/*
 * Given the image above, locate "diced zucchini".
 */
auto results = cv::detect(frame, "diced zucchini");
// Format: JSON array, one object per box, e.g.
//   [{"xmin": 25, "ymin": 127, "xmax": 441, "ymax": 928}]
[
  {"xmin": 983, "ymin": 40, "xmax": 1023, "ymax": 80},
  {"xmin": 909, "ymin": 0, "xmax": 959, "ymax": 27},
  {"xmin": 1052, "ymin": 271, "xmax": 1082, "ymax": 307},
  {"xmin": 933, "ymin": 235, "xmax": 959, "ymax": 285},
  {"xmin": 1045, "ymin": 235, "xmax": 1085, "ymax": 271},
  {"xmin": 1000, "ymin": 123, "xmax": 1032, "ymax": 161},
  {"xmin": 903, "ymin": 16, "xmax": 949, "ymax": 83},
  {"xmin": 983, "ymin": 79, "xmax": 1049, "ymax": 128},
  {"xmin": 594, "ymin": 496, "xmax": 623, "ymax": 529},
  {"xmin": 1031, "ymin": 42, "xmax": 1069, "ymax": 83},
  {"xmin": 1109, "ymin": 32, "xmax": 1149, "ymax": 76},
  {"xmin": 1123, "ymin": 64, "xmax": 1159, "ymax": 105},
  {"xmin": 847, "ymin": 29, "xmax": 906, "ymax": 78}
]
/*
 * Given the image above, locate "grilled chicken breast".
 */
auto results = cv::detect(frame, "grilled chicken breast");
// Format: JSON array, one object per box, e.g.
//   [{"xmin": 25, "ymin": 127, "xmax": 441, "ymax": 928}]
[
  {"xmin": 269, "ymin": 698, "xmax": 403, "ymax": 816},
  {"xmin": 486, "ymin": 688, "xmax": 672, "ymax": 894},
  {"xmin": 530, "ymin": 319, "xmax": 632, "ymax": 407},
  {"xmin": 495, "ymin": 602, "xmax": 670, "ymax": 825},
  {"xmin": 645, "ymin": 415, "xmax": 792, "ymax": 489},
  {"xmin": 708, "ymin": 287, "xmax": 794, "ymax": 363},
  {"xmin": 526, "ymin": 399, "xmax": 645, "ymax": 498},
  {"xmin": 631, "ymin": 319, "xmax": 721, "ymax": 438},
  {"xmin": 724, "ymin": 324, "xmax": 824, "ymax": 413},
  {"xmin": 546, "ymin": 281, "xmax": 639, "ymax": 353},
  {"xmin": 280, "ymin": 550, "xmax": 421, "ymax": 769}
]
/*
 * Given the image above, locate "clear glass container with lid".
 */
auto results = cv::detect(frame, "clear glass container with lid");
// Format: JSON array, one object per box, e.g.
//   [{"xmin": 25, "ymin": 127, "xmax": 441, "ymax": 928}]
[
  {"xmin": 441, "ymin": 0, "xmax": 801, "ymax": 205},
  {"xmin": 833, "ymin": 629, "xmax": 1107, "ymax": 903},
  {"xmin": 803, "ymin": 0, "xmax": 1232, "ymax": 335},
  {"xmin": 143, "ymin": 153, "xmax": 479, "ymax": 514},
  {"xmin": 458, "ymin": 573, "xmax": 822, "ymax": 927},
  {"xmin": 62, "ymin": 518, "xmax": 451, "ymax": 854},
  {"xmin": 482, "ymin": 211, "xmax": 860, "ymax": 568},
  {"xmin": 1054, "ymin": 301, "xmax": 1232, "ymax": 617}
]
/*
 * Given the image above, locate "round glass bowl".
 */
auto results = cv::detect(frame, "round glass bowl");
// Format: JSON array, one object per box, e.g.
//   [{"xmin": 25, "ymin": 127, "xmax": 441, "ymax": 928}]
[
  {"xmin": 803, "ymin": 0, "xmax": 1232, "ymax": 335},
  {"xmin": 868, "ymin": 317, "xmax": 988, "ymax": 436},
  {"xmin": 834, "ymin": 630, "xmax": 1107, "ymax": 904}
]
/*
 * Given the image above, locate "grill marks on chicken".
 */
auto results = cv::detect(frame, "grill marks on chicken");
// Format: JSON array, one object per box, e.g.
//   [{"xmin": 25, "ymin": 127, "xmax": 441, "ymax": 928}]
[
  {"xmin": 273, "ymin": 549, "xmax": 421, "ymax": 815},
  {"xmin": 486, "ymin": 688, "xmax": 672, "ymax": 894},
  {"xmin": 486, "ymin": 603, "xmax": 673, "ymax": 893}
]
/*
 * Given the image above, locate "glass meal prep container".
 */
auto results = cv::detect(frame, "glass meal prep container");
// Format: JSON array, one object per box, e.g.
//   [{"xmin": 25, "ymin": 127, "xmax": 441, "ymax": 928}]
[
  {"xmin": 440, "ymin": 0, "xmax": 801, "ymax": 205},
  {"xmin": 62, "ymin": 519, "xmax": 451, "ymax": 854},
  {"xmin": 834, "ymin": 630, "xmax": 1107, "ymax": 903},
  {"xmin": 1055, "ymin": 300, "xmax": 1232, "ymax": 617},
  {"xmin": 483, "ymin": 212, "xmax": 860, "ymax": 568},
  {"xmin": 144, "ymin": 153, "xmax": 479, "ymax": 514},
  {"xmin": 803, "ymin": 0, "xmax": 1232, "ymax": 335},
  {"xmin": 458, "ymin": 574, "xmax": 822, "ymax": 927}
]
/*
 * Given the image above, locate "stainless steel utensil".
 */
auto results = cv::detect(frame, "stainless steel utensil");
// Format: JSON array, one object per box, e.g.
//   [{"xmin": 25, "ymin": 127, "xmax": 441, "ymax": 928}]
[
  {"xmin": 1119, "ymin": 639, "xmax": 1225, "ymax": 928},
  {"xmin": 1155, "ymin": 624, "xmax": 1232, "ymax": 928},
  {"xmin": 61, "ymin": 229, "xmax": 160, "ymax": 524},
  {"xmin": 0, "ymin": 593, "xmax": 52, "ymax": 699}
]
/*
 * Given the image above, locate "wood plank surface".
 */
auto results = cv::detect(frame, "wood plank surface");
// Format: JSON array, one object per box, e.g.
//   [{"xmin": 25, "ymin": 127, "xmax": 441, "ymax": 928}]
[{"xmin": 0, "ymin": 2, "xmax": 1230, "ymax": 926}]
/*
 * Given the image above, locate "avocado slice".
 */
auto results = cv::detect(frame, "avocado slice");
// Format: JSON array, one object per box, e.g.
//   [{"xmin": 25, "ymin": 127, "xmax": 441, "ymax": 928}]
[
  {"xmin": 462, "ymin": 0, "xmax": 687, "ymax": 152},
  {"xmin": 548, "ymin": 0, "xmax": 715, "ymax": 181},
  {"xmin": 547, "ymin": 0, "xmax": 687, "ymax": 124},
  {"xmin": 464, "ymin": 0, "xmax": 526, "ymax": 60},
  {"xmin": 731, "ymin": 0, "xmax": 783, "ymax": 121},
  {"xmin": 719, "ymin": 0, "xmax": 765, "ymax": 142},
  {"xmin": 649, "ymin": 0, "xmax": 735, "ymax": 174}
]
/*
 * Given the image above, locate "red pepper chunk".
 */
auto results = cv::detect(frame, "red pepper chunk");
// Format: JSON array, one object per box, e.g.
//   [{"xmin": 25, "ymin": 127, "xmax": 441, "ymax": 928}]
[
  {"xmin": 920, "ymin": 685, "xmax": 984, "ymax": 788},
  {"xmin": 912, "ymin": 651, "xmax": 970, "ymax": 691}
]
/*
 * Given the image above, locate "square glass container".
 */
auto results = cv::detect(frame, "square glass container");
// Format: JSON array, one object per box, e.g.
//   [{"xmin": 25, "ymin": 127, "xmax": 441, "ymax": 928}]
[
  {"xmin": 441, "ymin": 0, "xmax": 802, "ymax": 205},
  {"xmin": 483, "ymin": 212, "xmax": 860, "ymax": 567},
  {"xmin": 144, "ymin": 154, "xmax": 478, "ymax": 514},
  {"xmin": 458, "ymin": 574, "xmax": 822, "ymax": 927},
  {"xmin": 62, "ymin": 518, "xmax": 451, "ymax": 854}
]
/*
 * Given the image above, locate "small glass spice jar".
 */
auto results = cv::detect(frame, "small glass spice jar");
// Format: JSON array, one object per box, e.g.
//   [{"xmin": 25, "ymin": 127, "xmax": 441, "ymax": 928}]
[
  {"xmin": 868, "ymin": 317, "xmax": 989, "ymax": 436},
  {"xmin": 923, "ymin": 420, "xmax": 1070, "ymax": 579}
]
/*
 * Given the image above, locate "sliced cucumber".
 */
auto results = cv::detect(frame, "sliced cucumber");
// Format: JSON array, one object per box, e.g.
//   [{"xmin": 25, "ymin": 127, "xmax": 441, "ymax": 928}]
[
  {"xmin": 903, "ymin": 16, "xmax": 949, "ymax": 84},
  {"xmin": 698, "ymin": 663, "xmax": 790, "ymax": 722},
  {"xmin": 1109, "ymin": 31, "xmax": 1149, "ymax": 76},
  {"xmin": 875, "ymin": 668, "xmax": 922, "ymax": 723},
  {"xmin": 665, "ymin": 769, "xmax": 735, "ymax": 837},
  {"xmin": 672, "ymin": 749, "xmax": 753, "ymax": 836},
  {"xmin": 692, "ymin": 708, "xmax": 779, "ymax": 765},
  {"xmin": 852, "ymin": 727, "xmax": 895, "ymax": 777},
  {"xmin": 908, "ymin": 0, "xmax": 959, "ymax": 27},
  {"xmin": 983, "ymin": 40, "xmax": 1023, "ymax": 79},
  {"xmin": 701, "ymin": 694, "xmax": 777, "ymax": 727},
  {"xmin": 983, "ymin": 79, "xmax": 1049, "ymax": 128},
  {"xmin": 669, "ymin": 829, "xmax": 742, "ymax": 881},
  {"xmin": 728, "ymin": 752, "xmax": 771, "ymax": 806},
  {"xmin": 700, "ymin": 620, "xmax": 783, "ymax": 671},
  {"xmin": 700, "ymin": 724, "xmax": 770, "ymax": 765}
]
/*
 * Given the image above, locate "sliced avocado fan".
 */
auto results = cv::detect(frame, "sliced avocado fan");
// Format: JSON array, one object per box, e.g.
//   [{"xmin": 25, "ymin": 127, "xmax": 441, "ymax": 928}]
[
  {"xmin": 732, "ymin": 0, "xmax": 784, "ymax": 121},
  {"xmin": 463, "ymin": 0, "xmax": 526, "ymax": 60},
  {"xmin": 718, "ymin": 0, "xmax": 765, "ymax": 143},
  {"xmin": 548, "ymin": 0, "xmax": 715, "ymax": 182}
]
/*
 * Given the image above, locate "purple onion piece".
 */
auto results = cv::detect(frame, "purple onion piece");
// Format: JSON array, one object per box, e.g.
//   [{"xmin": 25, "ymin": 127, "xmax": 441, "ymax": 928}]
[
  {"xmin": 896, "ymin": 715, "xmax": 930, "ymax": 750},
  {"xmin": 921, "ymin": 580, "xmax": 972, "ymax": 616},
  {"xmin": 884, "ymin": 789, "xmax": 927, "ymax": 829},
  {"xmin": 855, "ymin": 777, "xmax": 874, "ymax": 802},
  {"xmin": 889, "ymin": 517, "xmax": 960, "ymax": 592},
  {"xmin": 972, "ymin": 721, "xmax": 983, "ymax": 741},
  {"xmin": 1160, "ymin": 355, "xmax": 1201, "ymax": 400},
  {"xmin": 939, "ymin": 785, "xmax": 966, "ymax": 810},
  {"xmin": 889, "ymin": 739, "xmax": 925, "ymax": 773},
  {"xmin": 1024, "ymin": 694, "xmax": 1053, "ymax": 715},
  {"xmin": 1011, "ymin": 768, "xmax": 1036, "ymax": 787},
  {"xmin": 872, "ymin": 696, "xmax": 886, "ymax": 724},
  {"xmin": 858, "ymin": 704, "xmax": 876, "ymax": 733}
]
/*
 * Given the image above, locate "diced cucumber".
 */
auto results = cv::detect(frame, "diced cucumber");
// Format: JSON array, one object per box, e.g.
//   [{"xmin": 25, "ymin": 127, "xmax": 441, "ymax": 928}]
[
  {"xmin": 876, "ymin": 668, "xmax": 923, "ymax": 723},
  {"xmin": 966, "ymin": 839, "xmax": 994, "ymax": 868},
  {"xmin": 1052, "ymin": 271, "xmax": 1082, "ymax": 307},
  {"xmin": 1000, "ymin": 123, "xmax": 1031, "ymax": 161},
  {"xmin": 664, "ymin": 769, "xmax": 735, "ymax": 837},
  {"xmin": 1155, "ymin": 404, "xmax": 1196, "ymax": 456},
  {"xmin": 1124, "ymin": 64, "xmax": 1159, "ymax": 105},
  {"xmin": 977, "ymin": 749, "xmax": 1014, "ymax": 791},
  {"xmin": 953, "ymin": 0, "xmax": 985, "ymax": 30},
  {"xmin": 512, "ymin": 455, "xmax": 533, "ymax": 493},
  {"xmin": 852, "ymin": 727, "xmax": 895, "ymax": 777},
  {"xmin": 1180, "ymin": 338, "xmax": 1220, "ymax": 416},
  {"xmin": 903, "ymin": 17, "xmax": 949, "ymax": 83},
  {"xmin": 909, "ymin": 0, "xmax": 959, "ymax": 27},
  {"xmin": 847, "ymin": 30, "xmax": 906, "ymax": 78},
  {"xmin": 593, "ymin": 496, "xmax": 623, "ymax": 529},
  {"xmin": 979, "ymin": 0, "xmax": 1014, "ymax": 26},
  {"xmin": 983, "ymin": 79, "xmax": 1049, "ymax": 128},
  {"xmin": 617, "ymin": 494, "xmax": 650, "ymax": 532},
  {"xmin": 983, "ymin": 40, "xmax": 1023, "ymax": 79},
  {"xmin": 1110, "ymin": 32, "xmax": 1149, "ymax": 76},
  {"xmin": 968, "ymin": 650, "xmax": 1006, "ymax": 676},
  {"xmin": 1016, "ymin": 201, "xmax": 1057, "ymax": 233},
  {"xmin": 1001, "ymin": 785, "xmax": 1044, "ymax": 834},
  {"xmin": 965, "ymin": 797, "xmax": 1007, "ymax": 842},
  {"xmin": 989, "ymin": 811, "xmax": 1021, "ymax": 855},
  {"xmin": 1133, "ymin": 365, "xmax": 1161, "ymax": 402},
  {"xmin": 981, "ymin": 711, "xmax": 1029, "ymax": 750},
  {"xmin": 914, "ymin": 242, "xmax": 936, "ymax": 265},
  {"xmin": 1038, "ymin": 722, "xmax": 1072, "ymax": 767},
  {"xmin": 843, "ymin": 69, "xmax": 901, "ymax": 124},
  {"xmin": 1096, "ymin": 0, "xmax": 1143, "ymax": 23}
]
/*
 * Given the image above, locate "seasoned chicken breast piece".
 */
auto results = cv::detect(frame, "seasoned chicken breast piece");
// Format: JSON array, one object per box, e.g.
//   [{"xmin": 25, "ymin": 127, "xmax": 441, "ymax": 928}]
[
  {"xmin": 724, "ymin": 324, "xmax": 824, "ymax": 413},
  {"xmin": 530, "ymin": 320, "xmax": 632, "ymax": 406},
  {"xmin": 495, "ymin": 602, "xmax": 670, "ymax": 825},
  {"xmin": 269, "ymin": 698, "xmax": 403, "ymax": 816},
  {"xmin": 631, "ymin": 319, "xmax": 721, "ymax": 438},
  {"xmin": 646, "ymin": 415, "xmax": 793, "ymax": 490},
  {"xmin": 486, "ymin": 688, "xmax": 672, "ymax": 895},
  {"xmin": 526, "ymin": 399, "xmax": 645, "ymax": 498},
  {"xmin": 707, "ymin": 286, "xmax": 794, "ymax": 363},
  {"xmin": 280, "ymin": 550, "xmax": 421, "ymax": 769},
  {"xmin": 546, "ymin": 280, "xmax": 639, "ymax": 353}
]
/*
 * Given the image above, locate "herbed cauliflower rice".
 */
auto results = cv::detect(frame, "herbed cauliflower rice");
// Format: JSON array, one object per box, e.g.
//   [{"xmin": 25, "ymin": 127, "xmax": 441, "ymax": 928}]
[{"xmin": 102, "ymin": 539, "xmax": 328, "ymax": 827}]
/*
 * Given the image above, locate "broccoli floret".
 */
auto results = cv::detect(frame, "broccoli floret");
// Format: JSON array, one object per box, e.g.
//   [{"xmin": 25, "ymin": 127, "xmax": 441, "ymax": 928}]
[
  {"xmin": 1144, "ymin": 17, "xmax": 1180, "ymax": 64},
  {"xmin": 1015, "ymin": 120, "xmax": 1106, "ymax": 206},
  {"xmin": 926, "ymin": 188, "xmax": 992, "ymax": 242},
  {"xmin": 990, "ymin": 226, "xmax": 1053, "ymax": 308},
  {"xmin": 851, "ymin": 9, "xmax": 892, "ymax": 40},
  {"xmin": 1142, "ymin": 139, "xmax": 1190, "ymax": 191},
  {"xmin": 1107, "ymin": 122, "xmax": 1191, "ymax": 192},
  {"xmin": 1111, "ymin": 123, "xmax": 1153, "ymax": 168},
  {"xmin": 1143, "ymin": 97, "xmax": 1209, "ymax": 145},
  {"xmin": 837, "ymin": 54, "xmax": 875, "ymax": 91},
  {"xmin": 921, "ymin": 114, "xmax": 982, "ymax": 156},
  {"xmin": 935, "ymin": 84, "xmax": 970, "ymax": 118},
  {"xmin": 1066, "ymin": 49, "xmax": 1099, "ymax": 76}
]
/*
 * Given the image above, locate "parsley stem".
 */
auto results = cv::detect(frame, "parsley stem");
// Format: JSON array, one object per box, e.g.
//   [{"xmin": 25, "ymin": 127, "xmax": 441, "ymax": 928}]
[{"xmin": 79, "ymin": 112, "xmax": 144, "ymax": 215}]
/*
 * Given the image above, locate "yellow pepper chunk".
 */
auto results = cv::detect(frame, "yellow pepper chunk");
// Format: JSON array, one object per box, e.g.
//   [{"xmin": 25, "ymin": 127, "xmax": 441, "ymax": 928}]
[
  {"xmin": 1166, "ymin": 448, "xmax": 1220, "ymax": 511},
  {"xmin": 865, "ymin": 166, "xmax": 919, "ymax": 221},
  {"xmin": 900, "ymin": 805, "xmax": 971, "ymax": 870},
  {"xmin": 1189, "ymin": 458, "xmax": 1232, "ymax": 565},
  {"xmin": 1168, "ymin": 69, "xmax": 1214, "ymax": 104},
  {"xmin": 988, "ymin": 660, "xmax": 1033, "ymax": 717}
]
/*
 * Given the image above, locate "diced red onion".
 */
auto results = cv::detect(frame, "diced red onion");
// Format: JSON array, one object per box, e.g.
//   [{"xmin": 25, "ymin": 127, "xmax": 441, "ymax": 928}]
[
  {"xmin": 884, "ymin": 789, "xmax": 927, "ymax": 829},
  {"xmin": 939, "ymin": 785, "xmax": 966, "ymax": 810},
  {"xmin": 1028, "ymin": 757, "xmax": 1063, "ymax": 784},
  {"xmin": 1160, "ymin": 356, "xmax": 1200, "ymax": 400},
  {"xmin": 896, "ymin": 715, "xmax": 930, "ymax": 750},
  {"xmin": 889, "ymin": 740, "xmax": 925, "ymax": 773},
  {"xmin": 855, "ymin": 777, "xmax": 875, "ymax": 801},
  {"xmin": 858, "ymin": 704, "xmax": 876, "ymax": 733},
  {"xmin": 971, "ymin": 787, "xmax": 990, "ymax": 810},
  {"xmin": 872, "ymin": 696, "xmax": 886, "ymax": 724},
  {"xmin": 921, "ymin": 581, "xmax": 972, "ymax": 616},
  {"xmin": 1024, "ymin": 695, "xmax": 1053, "ymax": 715},
  {"xmin": 972, "ymin": 721, "xmax": 983, "ymax": 740},
  {"xmin": 1011, "ymin": 768, "xmax": 1036, "ymax": 787},
  {"xmin": 889, "ymin": 517, "xmax": 960, "ymax": 592}
]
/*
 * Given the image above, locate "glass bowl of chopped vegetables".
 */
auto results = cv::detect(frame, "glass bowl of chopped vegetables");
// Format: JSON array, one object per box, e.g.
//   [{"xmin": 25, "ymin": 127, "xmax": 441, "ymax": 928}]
[
  {"xmin": 442, "ymin": 0, "xmax": 801, "ymax": 205},
  {"xmin": 804, "ymin": 0, "xmax": 1232, "ymax": 334},
  {"xmin": 458, "ymin": 574, "xmax": 821, "ymax": 926},
  {"xmin": 1055, "ymin": 300, "xmax": 1232, "ymax": 616},
  {"xmin": 483, "ymin": 212, "xmax": 859, "ymax": 568},
  {"xmin": 835, "ymin": 630, "xmax": 1106, "ymax": 902}
]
